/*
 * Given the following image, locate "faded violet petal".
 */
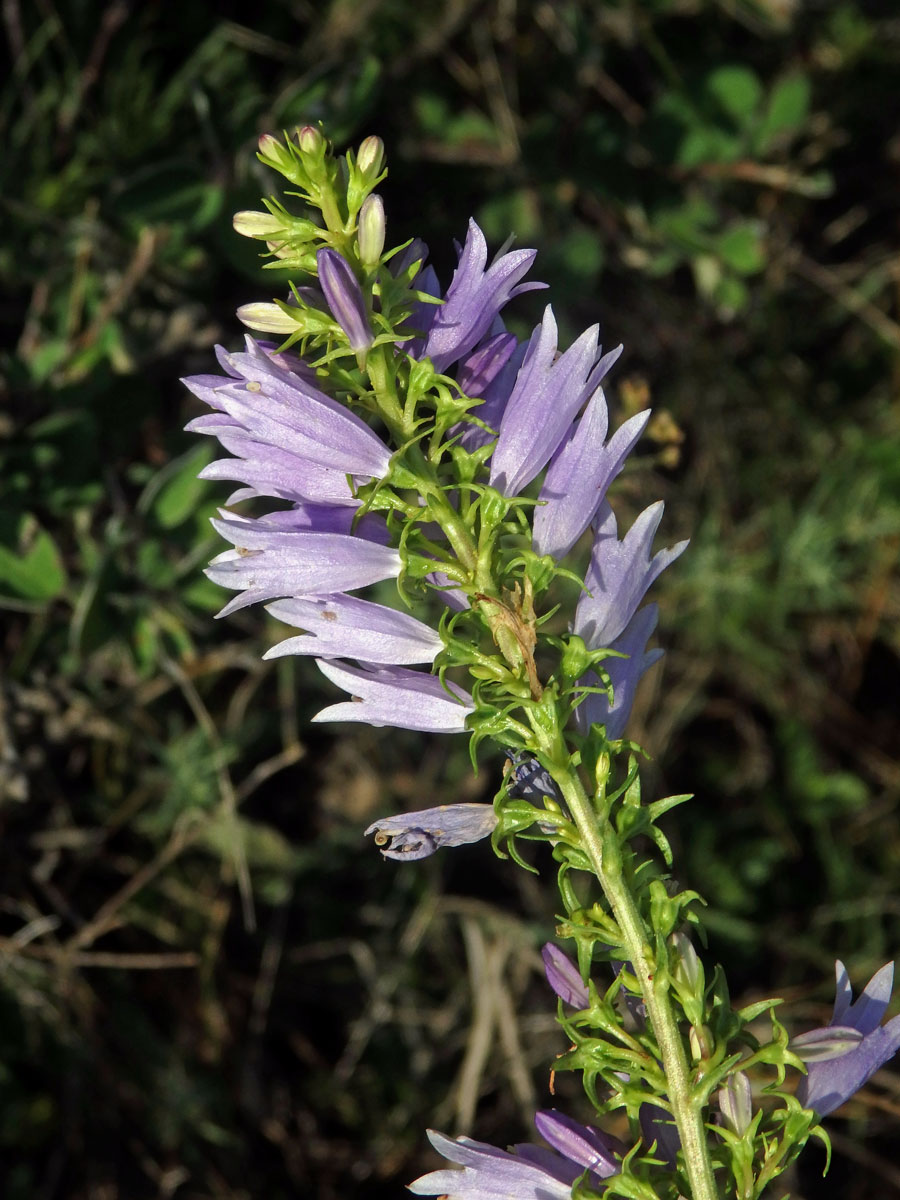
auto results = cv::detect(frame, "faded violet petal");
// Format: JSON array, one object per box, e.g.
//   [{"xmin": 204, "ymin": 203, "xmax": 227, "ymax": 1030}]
[
  {"xmin": 797, "ymin": 960, "xmax": 900, "ymax": 1116},
  {"xmin": 264, "ymin": 595, "xmax": 443, "ymax": 665},
  {"xmin": 533, "ymin": 1110, "xmax": 621, "ymax": 1179},
  {"xmin": 409, "ymin": 1130, "xmax": 576, "ymax": 1200},
  {"xmin": 507, "ymin": 756, "xmax": 559, "ymax": 802},
  {"xmin": 423, "ymin": 220, "xmax": 544, "ymax": 373},
  {"xmin": 312, "ymin": 661, "xmax": 473, "ymax": 732},
  {"xmin": 534, "ymin": 399, "xmax": 650, "ymax": 559},
  {"xmin": 575, "ymin": 604, "xmax": 663, "ymax": 740},
  {"xmin": 365, "ymin": 803, "xmax": 497, "ymax": 861},
  {"xmin": 490, "ymin": 307, "xmax": 621, "ymax": 497},
  {"xmin": 574, "ymin": 503, "xmax": 688, "ymax": 650},
  {"xmin": 542, "ymin": 944, "xmax": 590, "ymax": 1009},
  {"xmin": 317, "ymin": 248, "xmax": 373, "ymax": 352}
]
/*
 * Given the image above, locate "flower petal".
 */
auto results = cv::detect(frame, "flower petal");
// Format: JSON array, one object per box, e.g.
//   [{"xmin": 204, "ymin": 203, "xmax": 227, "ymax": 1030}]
[
  {"xmin": 490, "ymin": 307, "xmax": 620, "ymax": 497},
  {"xmin": 575, "ymin": 604, "xmax": 663, "ymax": 740},
  {"xmin": 264, "ymin": 594, "xmax": 442, "ymax": 664},
  {"xmin": 574, "ymin": 503, "xmax": 687, "ymax": 650},
  {"xmin": 534, "ymin": 399, "xmax": 650, "ymax": 560},
  {"xmin": 365, "ymin": 803, "xmax": 497, "ymax": 861},
  {"xmin": 312, "ymin": 661, "xmax": 473, "ymax": 732},
  {"xmin": 423, "ymin": 220, "xmax": 543, "ymax": 373},
  {"xmin": 542, "ymin": 944, "xmax": 590, "ymax": 1009}
]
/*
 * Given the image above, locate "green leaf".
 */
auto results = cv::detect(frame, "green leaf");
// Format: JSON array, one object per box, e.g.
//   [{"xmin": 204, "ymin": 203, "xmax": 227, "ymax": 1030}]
[
  {"xmin": 716, "ymin": 225, "xmax": 765, "ymax": 275},
  {"xmin": 755, "ymin": 75, "xmax": 811, "ymax": 153},
  {"xmin": 0, "ymin": 522, "xmax": 67, "ymax": 602},
  {"xmin": 705, "ymin": 65, "xmax": 763, "ymax": 125},
  {"xmin": 144, "ymin": 443, "xmax": 215, "ymax": 530}
]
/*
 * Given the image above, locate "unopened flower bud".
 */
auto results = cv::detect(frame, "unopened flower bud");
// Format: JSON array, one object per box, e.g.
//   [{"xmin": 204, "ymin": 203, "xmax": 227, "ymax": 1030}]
[
  {"xmin": 357, "ymin": 135, "xmax": 385, "ymax": 180},
  {"xmin": 718, "ymin": 1071, "xmax": 753, "ymax": 1135},
  {"xmin": 317, "ymin": 248, "xmax": 374, "ymax": 353},
  {"xmin": 236, "ymin": 301, "xmax": 299, "ymax": 334},
  {"xmin": 358, "ymin": 195, "xmax": 386, "ymax": 267},
  {"xmin": 297, "ymin": 124, "xmax": 324, "ymax": 155},
  {"xmin": 232, "ymin": 210, "xmax": 285, "ymax": 240},
  {"xmin": 669, "ymin": 931, "xmax": 702, "ymax": 993}
]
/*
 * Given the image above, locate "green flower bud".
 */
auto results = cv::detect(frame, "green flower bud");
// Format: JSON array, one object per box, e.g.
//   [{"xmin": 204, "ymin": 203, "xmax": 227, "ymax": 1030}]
[
  {"xmin": 357, "ymin": 135, "xmax": 385, "ymax": 181},
  {"xmin": 358, "ymin": 194, "xmax": 386, "ymax": 267},
  {"xmin": 232, "ymin": 210, "xmax": 286, "ymax": 240},
  {"xmin": 235, "ymin": 302, "xmax": 300, "ymax": 334}
]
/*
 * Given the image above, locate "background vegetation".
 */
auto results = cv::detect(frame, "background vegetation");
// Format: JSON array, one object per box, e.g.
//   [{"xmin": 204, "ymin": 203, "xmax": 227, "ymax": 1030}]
[{"xmin": 1, "ymin": 1, "xmax": 898, "ymax": 1196}]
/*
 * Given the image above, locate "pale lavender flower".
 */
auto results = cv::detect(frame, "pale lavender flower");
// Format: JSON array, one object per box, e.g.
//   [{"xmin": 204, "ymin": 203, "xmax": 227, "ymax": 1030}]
[
  {"xmin": 317, "ymin": 248, "xmax": 374, "ymax": 352},
  {"xmin": 366, "ymin": 803, "xmax": 497, "ymax": 861},
  {"xmin": 264, "ymin": 594, "xmax": 443, "ymax": 665},
  {"xmin": 489, "ymin": 307, "xmax": 621, "ymax": 497},
  {"xmin": 313, "ymin": 660, "xmax": 473, "ymax": 732},
  {"xmin": 422, "ymin": 219, "xmax": 545, "ymax": 373},
  {"xmin": 192, "ymin": 423, "xmax": 357, "ymax": 506},
  {"xmin": 794, "ymin": 960, "xmax": 900, "ymax": 1116},
  {"xmin": 575, "ymin": 604, "xmax": 664, "ymax": 740},
  {"xmin": 574, "ymin": 502, "xmax": 688, "ymax": 650},
  {"xmin": 542, "ymin": 943, "xmax": 590, "ymax": 1009},
  {"xmin": 409, "ymin": 1112, "xmax": 620, "ymax": 1199},
  {"xmin": 533, "ymin": 395, "xmax": 650, "ymax": 560},
  {"xmin": 534, "ymin": 1110, "xmax": 624, "ymax": 1178},
  {"xmin": 205, "ymin": 510, "xmax": 400, "ymax": 615},
  {"xmin": 182, "ymin": 336, "xmax": 390, "ymax": 478}
]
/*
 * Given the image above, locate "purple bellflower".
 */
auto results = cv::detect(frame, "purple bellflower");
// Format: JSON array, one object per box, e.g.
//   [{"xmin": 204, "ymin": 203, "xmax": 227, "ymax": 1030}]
[
  {"xmin": 489, "ymin": 307, "xmax": 622, "ymax": 497},
  {"xmin": 312, "ymin": 660, "xmax": 473, "ymax": 732},
  {"xmin": 183, "ymin": 337, "xmax": 390, "ymax": 480},
  {"xmin": 575, "ymin": 604, "xmax": 665, "ymax": 740},
  {"xmin": 317, "ymin": 248, "xmax": 374, "ymax": 353},
  {"xmin": 409, "ymin": 1111, "xmax": 621, "ymax": 1199},
  {"xmin": 205, "ymin": 509, "xmax": 400, "ymax": 617},
  {"xmin": 793, "ymin": 959, "xmax": 900, "ymax": 1116},
  {"xmin": 420, "ymin": 219, "xmax": 545, "ymax": 374},
  {"xmin": 533, "ymin": 395, "xmax": 650, "ymax": 560},
  {"xmin": 264, "ymin": 594, "xmax": 443, "ymax": 665},
  {"xmin": 366, "ymin": 803, "xmax": 498, "ymax": 861},
  {"xmin": 574, "ymin": 502, "xmax": 688, "ymax": 650}
]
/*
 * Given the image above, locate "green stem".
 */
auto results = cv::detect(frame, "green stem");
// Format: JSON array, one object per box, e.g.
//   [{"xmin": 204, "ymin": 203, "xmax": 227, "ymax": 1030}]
[{"xmin": 550, "ymin": 759, "xmax": 718, "ymax": 1200}]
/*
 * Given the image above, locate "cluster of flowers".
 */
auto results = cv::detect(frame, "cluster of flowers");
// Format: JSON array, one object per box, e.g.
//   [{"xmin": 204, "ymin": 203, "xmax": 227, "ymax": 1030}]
[
  {"xmin": 185, "ymin": 129, "xmax": 900, "ymax": 1195},
  {"xmin": 184, "ymin": 214, "xmax": 684, "ymax": 740}
]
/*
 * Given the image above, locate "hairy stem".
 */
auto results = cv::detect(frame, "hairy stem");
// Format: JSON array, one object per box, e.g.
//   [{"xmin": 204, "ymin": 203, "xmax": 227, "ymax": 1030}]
[{"xmin": 551, "ymin": 759, "xmax": 718, "ymax": 1200}]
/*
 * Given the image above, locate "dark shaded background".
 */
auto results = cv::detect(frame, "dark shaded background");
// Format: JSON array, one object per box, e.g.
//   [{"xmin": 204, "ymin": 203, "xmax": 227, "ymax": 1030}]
[{"xmin": 1, "ymin": 1, "xmax": 899, "ymax": 1197}]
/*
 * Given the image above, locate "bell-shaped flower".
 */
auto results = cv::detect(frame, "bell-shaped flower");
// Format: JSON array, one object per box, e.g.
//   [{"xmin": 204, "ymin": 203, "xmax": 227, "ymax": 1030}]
[
  {"xmin": 422, "ymin": 220, "xmax": 544, "ymax": 373},
  {"xmin": 313, "ymin": 660, "xmax": 473, "ymax": 732},
  {"xmin": 264, "ymin": 594, "xmax": 443, "ymax": 665},
  {"xmin": 409, "ymin": 1111, "xmax": 621, "ymax": 1200},
  {"xmin": 489, "ymin": 307, "xmax": 621, "ymax": 497},
  {"xmin": 574, "ymin": 502, "xmax": 687, "ymax": 650},
  {"xmin": 205, "ymin": 508, "xmax": 400, "ymax": 616},
  {"xmin": 794, "ymin": 960, "xmax": 900, "ymax": 1116},
  {"xmin": 316, "ymin": 248, "xmax": 374, "ymax": 352},
  {"xmin": 575, "ymin": 604, "xmax": 664, "ymax": 740},
  {"xmin": 182, "ymin": 337, "xmax": 390, "ymax": 479},
  {"xmin": 366, "ymin": 803, "xmax": 497, "ymax": 861},
  {"xmin": 533, "ymin": 393, "xmax": 650, "ymax": 560}
]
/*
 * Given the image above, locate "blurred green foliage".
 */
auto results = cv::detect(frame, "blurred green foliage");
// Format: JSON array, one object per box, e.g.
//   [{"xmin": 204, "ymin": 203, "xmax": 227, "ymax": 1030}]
[{"xmin": 1, "ymin": 1, "xmax": 898, "ymax": 1197}]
